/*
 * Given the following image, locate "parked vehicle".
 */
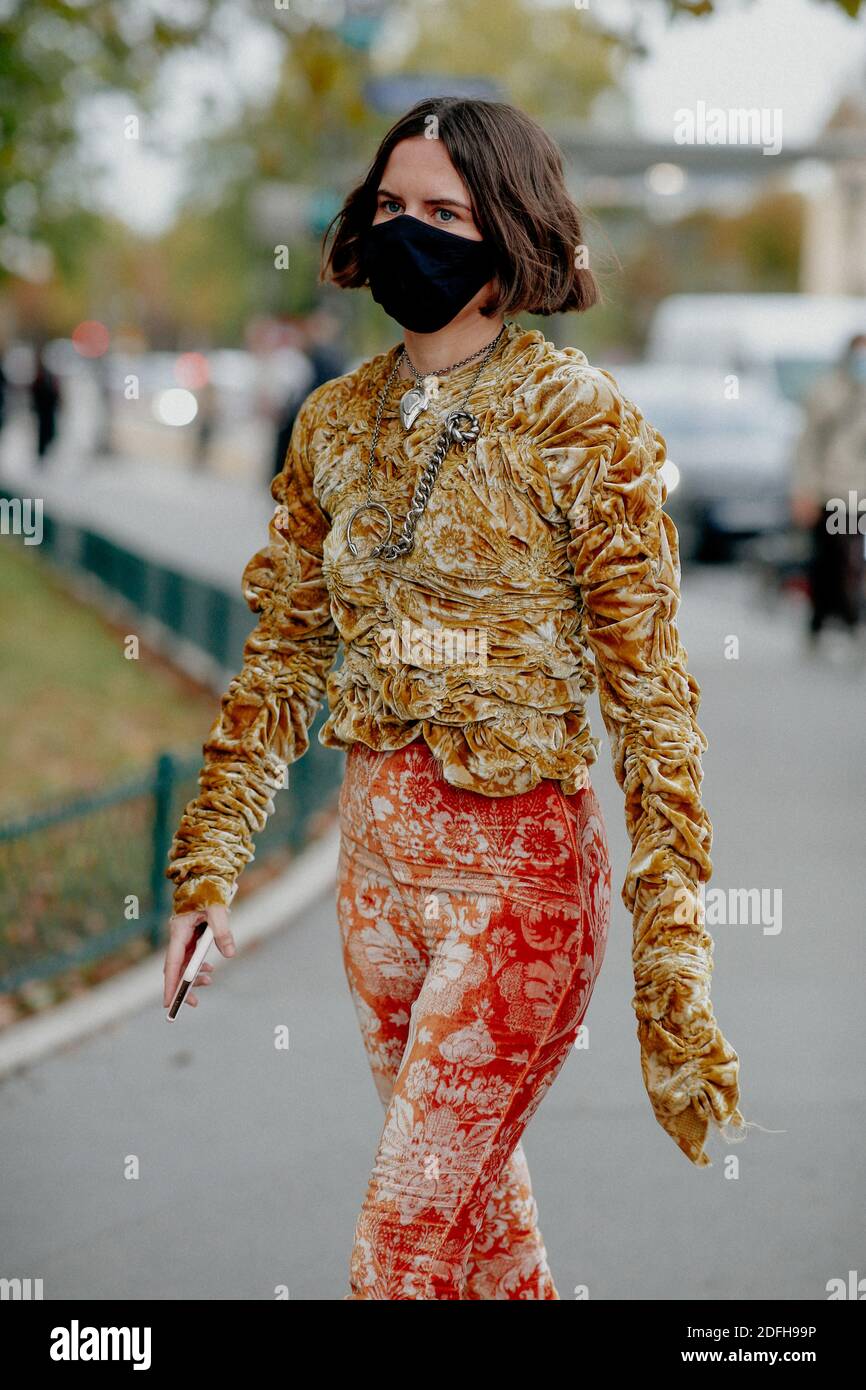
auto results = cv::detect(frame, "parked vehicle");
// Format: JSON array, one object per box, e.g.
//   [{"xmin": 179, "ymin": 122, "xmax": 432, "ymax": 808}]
[
  {"xmin": 646, "ymin": 292, "xmax": 866, "ymax": 405},
  {"xmin": 603, "ymin": 362, "xmax": 804, "ymax": 562}
]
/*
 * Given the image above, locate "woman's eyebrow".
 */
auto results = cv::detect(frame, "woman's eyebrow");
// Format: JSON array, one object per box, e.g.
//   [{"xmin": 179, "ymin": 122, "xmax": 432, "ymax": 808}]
[{"xmin": 376, "ymin": 187, "xmax": 471, "ymax": 212}]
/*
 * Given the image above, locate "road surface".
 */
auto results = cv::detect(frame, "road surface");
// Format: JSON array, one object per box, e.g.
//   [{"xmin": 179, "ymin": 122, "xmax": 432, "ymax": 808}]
[{"xmin": 2, "ymin": 564, "xmax": 863, "ymax": 1300}]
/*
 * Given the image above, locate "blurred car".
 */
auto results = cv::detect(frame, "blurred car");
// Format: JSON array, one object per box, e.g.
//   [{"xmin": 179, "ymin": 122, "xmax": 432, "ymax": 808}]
[
  {"xmin": 106, "ymin": 349, "xmax": 267, "ymax": 426},
  {"xmin": 646, "ymin": 292, "xmax": 866, "ymax": 405},
  {"xmin": 601, "ymin": 362, "xmax": 804, "ymax": 562},
  {"xmin": 639, "ymin": 290, "xmax": 866, "ymax": 569},
  {"xmin": 100, "ymin": 347, "xmax": 312, "ymax": 474}
]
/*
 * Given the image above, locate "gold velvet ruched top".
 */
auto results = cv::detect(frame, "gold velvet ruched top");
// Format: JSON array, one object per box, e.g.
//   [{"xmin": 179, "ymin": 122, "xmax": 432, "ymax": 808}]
[{"xmin": 166, "ymin": 318, "xmax": 747, "ymax": 1168}]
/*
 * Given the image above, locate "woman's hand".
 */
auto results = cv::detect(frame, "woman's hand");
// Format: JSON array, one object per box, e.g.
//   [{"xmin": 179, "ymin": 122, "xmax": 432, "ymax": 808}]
[{"xmin": 163, "ymin": 905, "xmax": 236, "ymax": 1010}]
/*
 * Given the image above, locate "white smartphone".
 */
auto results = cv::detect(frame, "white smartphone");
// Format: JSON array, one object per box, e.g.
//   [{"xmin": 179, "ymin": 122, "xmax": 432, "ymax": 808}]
[{"xmin": 166, "ymin": 923, "xmax": 214, "ymax": 1021}]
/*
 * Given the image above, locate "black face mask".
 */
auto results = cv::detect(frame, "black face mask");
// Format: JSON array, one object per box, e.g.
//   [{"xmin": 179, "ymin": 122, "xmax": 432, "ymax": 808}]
[{"xmin": 360, "ymin": 214, "xmax": 496, "ymax": 334}]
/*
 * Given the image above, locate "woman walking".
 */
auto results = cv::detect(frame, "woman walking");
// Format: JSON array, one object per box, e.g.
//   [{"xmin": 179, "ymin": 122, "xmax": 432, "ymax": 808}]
[{"xmin": 163, "ymin": 98, "xmax": 748, "ymax": 1300}]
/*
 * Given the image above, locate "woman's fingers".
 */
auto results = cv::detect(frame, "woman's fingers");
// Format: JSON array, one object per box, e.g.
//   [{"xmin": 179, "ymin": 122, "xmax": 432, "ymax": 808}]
[
  {"xmin": 163, "ymin": 907, "xmax": 233, "ymax": 1010},
  {"xmin": 163, "ymin": 911, "xmax": 211, "ymax": 1006},
  {"xmin": 207, "ymin": 905, "xmax": 237, "ymax": 959},
  {"xmin": 163, "ymin": 915, "xmax": 200, "ymax": 1006},
  {"xmin": 183, "ymin": 975, "xmax": 212, "ymax": 1007}
]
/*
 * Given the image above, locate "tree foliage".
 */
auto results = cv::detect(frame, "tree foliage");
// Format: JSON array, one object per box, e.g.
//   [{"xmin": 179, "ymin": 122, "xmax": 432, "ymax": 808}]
[{"xmin": 0, "ymin": 0, "xmax": 861, "ymax": 331}]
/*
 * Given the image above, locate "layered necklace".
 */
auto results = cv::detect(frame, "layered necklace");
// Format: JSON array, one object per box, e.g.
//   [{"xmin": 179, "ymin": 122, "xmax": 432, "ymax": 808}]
[{"xmin": 345, "ymin": 321, "xmax": 509, "ymax": 563}]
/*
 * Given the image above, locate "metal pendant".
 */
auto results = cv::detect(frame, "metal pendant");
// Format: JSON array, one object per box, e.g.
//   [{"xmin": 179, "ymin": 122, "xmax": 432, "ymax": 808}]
[
  {"xmin": 399, "ymin": 383, "xmax": 429, "ymax": 430},
  {"xmin": 345, "ymin": 500, "xmax": 393, "ymax": 558},
  {"xmin": 399, "ymin": 374, "xmax": 440, "ymax": 430},
  {"xmin": 444, "ymin": 408, "xmax": 480, "ymax": 445}
]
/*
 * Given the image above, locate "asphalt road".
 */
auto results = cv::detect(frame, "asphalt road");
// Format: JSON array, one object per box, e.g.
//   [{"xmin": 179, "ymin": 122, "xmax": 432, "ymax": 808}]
[
  {"xmin": 0, "ymin": 418, "xmax": 275, "ymax": 593},
  {"xmin": 2, "ymin": 562, "xmax": 863, "ymax": 1301}
]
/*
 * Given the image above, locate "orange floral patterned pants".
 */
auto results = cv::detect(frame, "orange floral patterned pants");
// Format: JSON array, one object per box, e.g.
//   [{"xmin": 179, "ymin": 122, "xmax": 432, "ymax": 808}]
[{"xmin": 336, "ymin": 736, "xmax": 612, "ymax": 1300}]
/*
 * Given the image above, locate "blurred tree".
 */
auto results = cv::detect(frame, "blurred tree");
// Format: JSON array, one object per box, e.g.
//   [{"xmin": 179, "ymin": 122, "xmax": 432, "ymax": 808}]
[
  {"xmin": 0, "ymin": 0, "xmax": 861, "ymax": 337},
  {"xmin": 390, "ymin": 0, "xmax": 617, "ymax": 121},
  {"xmin": 586, "ymin": 188, "xmax": 805, "ymax": 354},
  {"xmin": 0, "ymin": 0, "xmax": 223, "ymax": 286}
]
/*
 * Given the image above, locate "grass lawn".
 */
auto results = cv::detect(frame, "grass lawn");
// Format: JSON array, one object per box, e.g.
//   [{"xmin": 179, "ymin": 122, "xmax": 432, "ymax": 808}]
[{"xmin": 0, "ymin": 542, "xmax": 221, "ymax": 819}]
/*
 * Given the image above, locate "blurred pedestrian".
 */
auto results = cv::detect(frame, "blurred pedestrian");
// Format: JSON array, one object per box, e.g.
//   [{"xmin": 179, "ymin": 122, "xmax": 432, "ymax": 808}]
[
  {"xmin": 92, "ymin": 353, "xmax": 114, "ymax": 459},
  {"xmin": 790, "ymin": 333, "xmax": 866, "ymax": 650},
  {"xmin": 272, "ymin": 307, "xmax": 346, "ymax": 478},
  {"xmin": 30, "ymin": 347, "xmax": 61, "ymax": 463},
  {"xmin": 192, "ymin": 377, "xmax": 217, "ymax": 472}
]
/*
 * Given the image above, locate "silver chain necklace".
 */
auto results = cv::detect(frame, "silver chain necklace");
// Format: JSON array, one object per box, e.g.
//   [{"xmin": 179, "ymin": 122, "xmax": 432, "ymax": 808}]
[
  {"xmin": 398, "ymin": 333, "xmax": 503, "ymax": 430},
  {"xmin": 345, "ymin": 322, "xmax": 509, "ymax": 563}
]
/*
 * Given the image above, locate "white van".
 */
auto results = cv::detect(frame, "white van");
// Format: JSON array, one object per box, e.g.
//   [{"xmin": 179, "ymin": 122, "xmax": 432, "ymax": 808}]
[{"xmin": 646, "ymin": 293, "xmax": 866, "ymax": 403}]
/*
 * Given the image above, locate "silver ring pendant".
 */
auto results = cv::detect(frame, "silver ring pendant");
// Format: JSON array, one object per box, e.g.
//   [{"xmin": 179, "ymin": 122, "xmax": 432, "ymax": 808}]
[
  {"xmin": 445, "ymin": 408, "xmax": 480, "ymax": 444},
  {"xmin": 345, "ymin": 500, "xmax": 393, "ymax": 558}
]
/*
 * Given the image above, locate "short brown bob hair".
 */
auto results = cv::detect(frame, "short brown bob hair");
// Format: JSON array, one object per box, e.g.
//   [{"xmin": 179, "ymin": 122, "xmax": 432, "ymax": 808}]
[{"xmin": 321, "ymin": 97, "xmax": 600, "ymax": 319}]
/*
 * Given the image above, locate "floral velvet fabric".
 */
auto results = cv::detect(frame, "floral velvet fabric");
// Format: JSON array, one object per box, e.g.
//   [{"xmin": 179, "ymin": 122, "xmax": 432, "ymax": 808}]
[
  {"xmin": 166, "ymin": 319, "xmax": 746, "ymax": 1168},
  {"xmin": 337, "ymin": 736, "xmax": 611, "ymax": 1299}
]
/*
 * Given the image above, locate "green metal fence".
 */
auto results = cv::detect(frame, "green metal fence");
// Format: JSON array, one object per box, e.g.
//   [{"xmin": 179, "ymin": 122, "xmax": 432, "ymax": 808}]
[
  {"xmin": 31, "ymin": 505, "xmax": 257, "ymax": 671},
  {"xmin": 0, "ymin": 731, "xmax": 342, "ymax": 994},
  {"xmin": 0, "ymin": 485, "xmax": 345, "ymax": 994}
]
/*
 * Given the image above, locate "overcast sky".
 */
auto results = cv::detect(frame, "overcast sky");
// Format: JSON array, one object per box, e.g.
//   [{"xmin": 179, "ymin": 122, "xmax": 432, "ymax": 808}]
[
  {"xmin": 91, "ymin": 0, "xmax": 866, "ymax": 235},
  {"xmin": 626, "ymin": 0, "xmax": 864, "ymax": 144}
]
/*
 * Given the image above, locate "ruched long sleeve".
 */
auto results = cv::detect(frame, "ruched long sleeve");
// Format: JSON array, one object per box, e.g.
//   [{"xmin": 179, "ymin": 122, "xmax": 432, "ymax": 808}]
[
  {"xmin": 166, "ymin": 390, "xmax": 341, "ymax": 914},
  {"xmin": 539, "ymin": 361, "xmax": 746, "ymax": 1167}
]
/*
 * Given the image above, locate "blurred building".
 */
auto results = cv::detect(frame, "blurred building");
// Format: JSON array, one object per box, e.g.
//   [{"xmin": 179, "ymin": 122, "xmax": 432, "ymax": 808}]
[{"xmin": 801, "ymin": 77, "xmax": 866, "ymax": 295}]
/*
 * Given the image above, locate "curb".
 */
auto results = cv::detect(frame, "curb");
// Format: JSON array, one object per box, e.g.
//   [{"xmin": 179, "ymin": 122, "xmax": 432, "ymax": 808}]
[{"xmin": 0, "ymin": 827, "xmax": 340, "ymax": 1081}]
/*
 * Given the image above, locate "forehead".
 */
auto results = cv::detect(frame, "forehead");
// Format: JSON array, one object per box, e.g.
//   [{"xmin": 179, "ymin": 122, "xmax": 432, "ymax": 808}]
[{"xmin": 379, "ymin": 136, "xmax": 467, "ymax": 196}]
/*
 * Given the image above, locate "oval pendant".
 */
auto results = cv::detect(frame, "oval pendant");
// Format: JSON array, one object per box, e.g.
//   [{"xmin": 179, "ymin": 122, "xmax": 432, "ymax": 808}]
[{"xmin": 345, "ymin": 500, "xmax": 393, "ymax": 558}]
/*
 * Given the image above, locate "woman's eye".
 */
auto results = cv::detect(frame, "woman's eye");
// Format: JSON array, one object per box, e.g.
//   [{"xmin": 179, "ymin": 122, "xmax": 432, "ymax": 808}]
[
  {"xmin": 435, "ymin": 208, "xmax": 456, "ymax": 222},
  {"xmin": 383, "ymin": 200, "xmax": 402, "ymax": 214}
]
